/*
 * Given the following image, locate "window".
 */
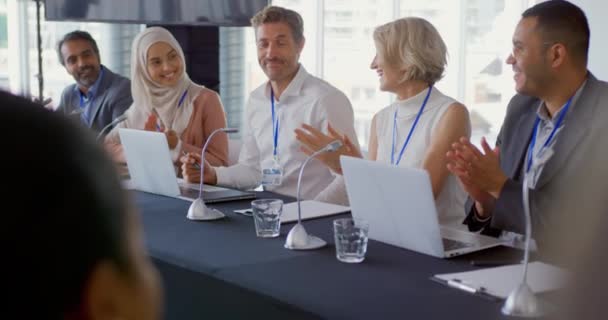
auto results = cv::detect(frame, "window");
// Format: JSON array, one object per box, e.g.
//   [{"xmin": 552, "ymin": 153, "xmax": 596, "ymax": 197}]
[
  {"xmin": 2, "ymin": 0, "xmax": 140, "ymax": 107},
  {"xmin": 0, "ymin": 0, "xmax": 7, "ymax": 89}
]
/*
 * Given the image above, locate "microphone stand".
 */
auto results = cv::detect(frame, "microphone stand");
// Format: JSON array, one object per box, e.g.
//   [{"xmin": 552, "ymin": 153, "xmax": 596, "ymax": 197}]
[
  {"xmin": 96, "ymin": 114, "xmax": 128, "ymax": 141},
  {"xmin": 285, "ymin": 140, "xmax": 342, "ymax": 250},
  {"xmin": 187, "ymin": 127, "xmax": 238, "ymax": 221},
  {"xmin": 502, "ymin": 171, "xmax": 544, "ymax": 317}
]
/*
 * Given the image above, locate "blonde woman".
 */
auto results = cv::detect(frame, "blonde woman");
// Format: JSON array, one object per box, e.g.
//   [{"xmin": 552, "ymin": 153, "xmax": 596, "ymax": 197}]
[
  {"xmin": 296, "ymin": 17, "xmax": 470, "ymax": 226},
  {"xmin": 106, "ymin": 26, "xmax": 228, "ymax": 167}
]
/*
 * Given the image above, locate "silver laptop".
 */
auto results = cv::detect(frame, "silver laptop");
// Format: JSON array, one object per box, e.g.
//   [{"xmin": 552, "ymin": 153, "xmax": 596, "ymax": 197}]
[
  {"xmin": 340, "ymin": 156, "xmax": 504, "ymax": 258},
  {"xmin": 118, "ymin": 128, "xmax": 256, "ymax": 203}
]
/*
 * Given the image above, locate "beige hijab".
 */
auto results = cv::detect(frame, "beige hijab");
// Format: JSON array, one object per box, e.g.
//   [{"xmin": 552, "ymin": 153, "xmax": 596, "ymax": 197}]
[{"xmin": 107, "ymin": 26, "xmax": 203, "ymax": 142}]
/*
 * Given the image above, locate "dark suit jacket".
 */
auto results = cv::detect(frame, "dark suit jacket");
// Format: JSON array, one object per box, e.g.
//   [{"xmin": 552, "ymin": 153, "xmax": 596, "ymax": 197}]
[
  {"xmin": 464, "ymin": 73, "xmax": 608, "ymax": 242},
  {"xmin": 57, "ymin": 66, "xmax": 132, "ymax": 132}
]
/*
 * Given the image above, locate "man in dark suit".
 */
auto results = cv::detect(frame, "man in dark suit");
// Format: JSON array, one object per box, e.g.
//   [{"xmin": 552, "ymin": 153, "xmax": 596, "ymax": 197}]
[
  {"xmin": 446, "ymin": 0, "xmax": 608, "ymax": 245},
  {"xmin": 56, "ymin": 30, "xmax": 132, "ymax": 133}
]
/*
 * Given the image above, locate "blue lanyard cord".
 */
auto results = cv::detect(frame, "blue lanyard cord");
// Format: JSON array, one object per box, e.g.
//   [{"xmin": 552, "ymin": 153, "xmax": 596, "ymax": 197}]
[
  {"xmin": 391, "ymin": 86, "xmax": 433, "ymax": 166},
  {"xmin": 79, "ymin": 93, "xmax": 86, "ymax": 108},
  {"xmin": 526, "ymin": 97, "xmax": 573, "ymax": 172},
  {"xmin": 271, "ymin": 89, "xmax": 279, "ymax": 157},
  {"xmin": 177, "ymin": 90, "xmax": 188, "ymax": 108}
]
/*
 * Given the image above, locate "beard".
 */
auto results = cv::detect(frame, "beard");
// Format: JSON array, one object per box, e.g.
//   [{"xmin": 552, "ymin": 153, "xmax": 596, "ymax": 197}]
[{"xmin": 74, "ymin": 65, "xmax": 100, "ymax": 88}]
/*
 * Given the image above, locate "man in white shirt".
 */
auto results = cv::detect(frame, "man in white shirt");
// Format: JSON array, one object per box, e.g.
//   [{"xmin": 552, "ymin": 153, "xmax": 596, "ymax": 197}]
[{"xmin": 181, "ymin": 6, "xmax": 358, "ymax": 202}]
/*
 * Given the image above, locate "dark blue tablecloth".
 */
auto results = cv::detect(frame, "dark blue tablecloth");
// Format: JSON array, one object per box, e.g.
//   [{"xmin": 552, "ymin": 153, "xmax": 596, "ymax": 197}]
[{"xmin": 134, "ymin": 191, "xmax": 518, "ymax": 319}]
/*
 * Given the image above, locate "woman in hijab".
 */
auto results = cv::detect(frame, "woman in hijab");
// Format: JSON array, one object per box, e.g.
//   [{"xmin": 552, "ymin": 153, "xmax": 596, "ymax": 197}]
[{"xmin": 106, "ymin": 26, "xmax": 228, "ymax": 167}]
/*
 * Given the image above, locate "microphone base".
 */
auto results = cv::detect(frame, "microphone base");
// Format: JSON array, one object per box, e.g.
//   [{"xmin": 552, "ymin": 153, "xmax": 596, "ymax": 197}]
[
  {"xmin": 187, "ymin": 198, "xmax": 226, "ymax": 221},
  {"xmin": 284, "ymin": 223, "xmax": 326, "ymax": 250},
  {"xmin": 501, "ymin": 282, "xmax": 544, "ymax": 318},
  {"xmin": 284, "ymin": 235, "xmax": 326, "ymax": 250}
]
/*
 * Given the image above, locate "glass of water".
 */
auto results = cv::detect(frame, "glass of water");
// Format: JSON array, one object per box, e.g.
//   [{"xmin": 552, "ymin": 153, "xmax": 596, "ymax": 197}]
[
  {"xmin": 251, "ymin": 199, "xmax": 283, "ymax": 238},
  {"xmin": 333, "ymin": 218, "xmax": 369, "ymax": 263}
]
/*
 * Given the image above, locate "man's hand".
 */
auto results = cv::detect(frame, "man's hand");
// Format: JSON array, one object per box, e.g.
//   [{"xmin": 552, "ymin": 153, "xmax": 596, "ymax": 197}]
[
  {"xmin": 447, "ymin": 136, "xmax": 507, "ymax": 218},
  {"xmin": 180, "ymin": 152, "xmax": 217, "ymax": 185},
  {"xmin": 33, "ymin": 96, "xmax": 53, "ymax": 110}
]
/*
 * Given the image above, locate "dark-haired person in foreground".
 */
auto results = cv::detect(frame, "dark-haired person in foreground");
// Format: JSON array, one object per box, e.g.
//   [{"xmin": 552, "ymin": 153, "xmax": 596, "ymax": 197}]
[
  {"xmin": 56, "ymin": 30, "xmax": 132, "ymax": 133},
  {"xmin": 1, "ymin": 91, "xmax": 162, "ymax": 319},
  {"xmin": 447, "ymin": 0, "xmax": 608, "ymax": 247}
]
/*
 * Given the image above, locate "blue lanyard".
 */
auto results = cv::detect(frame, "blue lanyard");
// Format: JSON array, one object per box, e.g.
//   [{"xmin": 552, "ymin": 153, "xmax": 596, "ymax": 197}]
[
  {"xmin": 270, "ymin": 88, "xmax": 279, "ymax": 158},
  {"xmin": 391, "ymin": 86, "xmax": 433, "ymax": 165},
  {"xmin": 525, "ymin": 97, "xmax": 573, "ymax": 172},
  {"xmin": 177, "ymin": 90, "xmax": 188, "ymax": 108}
]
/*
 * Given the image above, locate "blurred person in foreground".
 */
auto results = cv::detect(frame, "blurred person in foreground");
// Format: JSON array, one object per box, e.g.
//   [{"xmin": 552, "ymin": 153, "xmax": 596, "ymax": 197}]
[{"xmin": 1, "ymin": 90, "xmax": 163, "ymax": 319}]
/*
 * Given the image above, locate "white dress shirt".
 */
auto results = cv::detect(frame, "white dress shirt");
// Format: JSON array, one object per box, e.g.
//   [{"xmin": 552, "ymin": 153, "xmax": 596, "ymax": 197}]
[{"xmin": 215, "ymin": 65, "xmax": 358, "ymax": 201}]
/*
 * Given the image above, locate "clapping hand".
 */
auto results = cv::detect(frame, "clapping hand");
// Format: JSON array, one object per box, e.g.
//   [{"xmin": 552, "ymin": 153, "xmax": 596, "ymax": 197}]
[
  {"xmin": 144, "ymin": 113, "xmax": 178, "ymax": 149},
  {"xmin": 295, "ymin": 123, "xmax": 361, "ymax": 174},
  {"xmin": 446, "ymin": 137, "xmax": 507, "ymax": 216}
]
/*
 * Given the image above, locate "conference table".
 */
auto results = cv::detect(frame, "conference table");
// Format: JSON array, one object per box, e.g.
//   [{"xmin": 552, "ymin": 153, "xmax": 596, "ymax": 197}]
[{"xmin": 134, "ymin": 190, "xmax": 524, "ymax": 320}]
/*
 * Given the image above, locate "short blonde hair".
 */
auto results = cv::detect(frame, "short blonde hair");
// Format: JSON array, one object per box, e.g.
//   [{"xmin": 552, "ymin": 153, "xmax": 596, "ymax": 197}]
[
  {"xmin": 251, "ymin": 6, "xmax": 304, "ymax": 43},
  {"xmin": 373, "ymin": 17, "xmax": 447, "ymax": 84}
]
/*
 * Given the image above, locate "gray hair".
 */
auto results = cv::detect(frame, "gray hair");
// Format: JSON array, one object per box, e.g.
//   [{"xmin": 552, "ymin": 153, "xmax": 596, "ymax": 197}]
[
  {"xmin": 373, "ymin": 17, "xmax": 447, "ymax": 84},
  {"xmin": 251, "ymin": 5, "xmax": 304, "ymax": 43}
]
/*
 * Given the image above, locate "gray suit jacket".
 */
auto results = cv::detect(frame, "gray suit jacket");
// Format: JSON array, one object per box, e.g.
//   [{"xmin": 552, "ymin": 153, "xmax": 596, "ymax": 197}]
[
  {"xmin": 57, "ymin": 66, "xmax": 132, "ymax": 132},
  {"xmin": 465, "ymin": 73, "xmax": 608, "ymax": 241}
]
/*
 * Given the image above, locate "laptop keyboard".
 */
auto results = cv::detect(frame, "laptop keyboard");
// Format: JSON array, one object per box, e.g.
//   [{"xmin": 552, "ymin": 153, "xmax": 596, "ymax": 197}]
[
  {"xmin": 179, "ymin": 186, "xmax": 200, "ymax": 198},
  {"xmin": 442, "ymin": 238, "xmax": 474, "ymax": 251}
]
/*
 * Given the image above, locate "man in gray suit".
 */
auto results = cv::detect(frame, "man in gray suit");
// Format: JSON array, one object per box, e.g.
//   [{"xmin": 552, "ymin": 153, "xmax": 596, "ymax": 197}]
[
  {"xmin": 56, "ymin": 30, "xmax": 132, "ymax": 133},
  {"xmin": 446, "ymin": 0, "xmax": 608, "ymax": 245}
]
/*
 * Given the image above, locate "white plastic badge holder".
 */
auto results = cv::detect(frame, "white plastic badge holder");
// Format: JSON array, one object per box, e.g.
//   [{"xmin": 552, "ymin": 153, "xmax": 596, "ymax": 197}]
[{"xmin": 261, "ymin": 157, "xmax": 283, "ymax": 186}]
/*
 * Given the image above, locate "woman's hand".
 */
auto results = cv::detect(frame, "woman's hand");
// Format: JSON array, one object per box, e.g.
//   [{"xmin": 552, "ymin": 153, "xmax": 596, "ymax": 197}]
[
  {"xmin": 165, "ymin": 129, "xmax": 178, "ymax": 149},
  {"xmin": 144, "ymin": 113, "xmax": 158, "ymax": 132},
  {"xmin": 294, "ymin": 123, "xmax": 362, "ymax": 174}
]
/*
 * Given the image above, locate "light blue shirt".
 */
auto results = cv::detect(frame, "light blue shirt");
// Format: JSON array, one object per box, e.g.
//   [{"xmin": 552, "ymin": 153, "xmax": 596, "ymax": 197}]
[{"xmin": 523, "ymin": 80, "xmax": 587, "ymax": 188}]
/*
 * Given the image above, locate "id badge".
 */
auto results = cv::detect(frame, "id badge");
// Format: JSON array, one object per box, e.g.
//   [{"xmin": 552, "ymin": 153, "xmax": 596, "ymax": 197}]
[{"xmin": 261, "ymin": 157, "xmax": 283, "ymax": 186}]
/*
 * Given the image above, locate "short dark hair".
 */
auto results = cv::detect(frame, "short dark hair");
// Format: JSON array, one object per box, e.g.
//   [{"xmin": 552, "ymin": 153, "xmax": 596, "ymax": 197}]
[
  {"xmin": 251, "ymin": 6, "xmax": 304, "ymax": 43},
  {"xmin": 522, "ymin": 0, "xmax": 590, "ymax": 66},
  {"xmin": 57, "ymin": 30, "xmax": 100, "ymax": 66},
  {"xmin": 1, "ymin": 91, "xmax": 132, "ymax": 317}
]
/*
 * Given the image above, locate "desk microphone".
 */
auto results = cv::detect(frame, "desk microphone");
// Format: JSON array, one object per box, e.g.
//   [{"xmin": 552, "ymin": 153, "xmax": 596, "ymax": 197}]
[
  {"xmin": 285, "ymin": 140, "xmax": 343, "ymax": 250},
  {"xmin": 96, "ymin": 113, "xmax": 128, "ymax": 141},
  {"xmin": 187, "ymin": 127, "xmax": 238, "ymax": 221},
  {"xmin": 502, "ymin": 172, "xmax": 543, "ymax": 317}
]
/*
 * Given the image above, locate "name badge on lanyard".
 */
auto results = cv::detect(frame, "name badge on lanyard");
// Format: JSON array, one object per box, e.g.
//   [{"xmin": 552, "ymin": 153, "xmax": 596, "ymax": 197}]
[
  {"xmin": 261, "ymin": 88, "xmax": 283, "ymax": 186},
  {"xmin": 525, "ymin": 97, "xmax": 572, "ymax": 188}
]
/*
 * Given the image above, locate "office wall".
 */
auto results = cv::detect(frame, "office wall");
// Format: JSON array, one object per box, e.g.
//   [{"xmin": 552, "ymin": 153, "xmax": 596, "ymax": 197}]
[{"xmin": 572, "ymin": 0, "xmax": 608, "ymax": 80}]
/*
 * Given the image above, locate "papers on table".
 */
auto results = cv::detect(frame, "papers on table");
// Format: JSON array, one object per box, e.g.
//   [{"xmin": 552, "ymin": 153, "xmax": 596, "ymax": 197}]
[
  {"xmin": 281, "ymin": 200, "xmax": 350, "ymax": 223},
  {"xmin": 433, "ymin": 261, "xmax": 568, "ymax": 299}
]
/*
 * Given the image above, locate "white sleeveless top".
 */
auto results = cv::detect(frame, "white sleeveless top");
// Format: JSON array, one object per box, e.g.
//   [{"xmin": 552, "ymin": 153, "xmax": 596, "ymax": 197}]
[{"xmin": 374, "ymin": 87, "xmax": 466, "ymax": 227}]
